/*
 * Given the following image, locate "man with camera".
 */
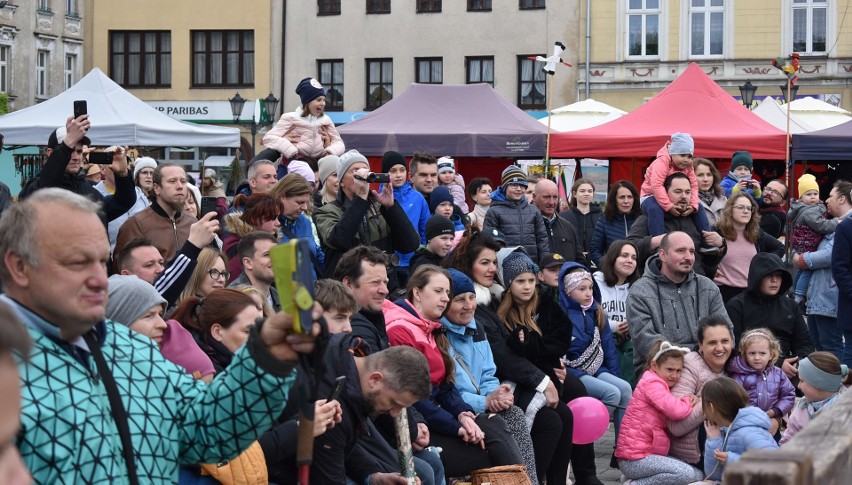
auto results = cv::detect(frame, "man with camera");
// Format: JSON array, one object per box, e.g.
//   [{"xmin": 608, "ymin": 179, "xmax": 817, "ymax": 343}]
[
  {"xmin": 313, "ymin": 149, "xmax": 420, "ymax": 280},
  {"xmin": 19, "ymin": 115, "xmax": 136, "ymax": 225}
]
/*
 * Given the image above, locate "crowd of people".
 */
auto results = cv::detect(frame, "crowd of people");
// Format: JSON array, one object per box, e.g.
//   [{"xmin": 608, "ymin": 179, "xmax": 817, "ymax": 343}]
[{"xmin": 1, "ymin": 80, "xmax": 851, "ymax": 485}]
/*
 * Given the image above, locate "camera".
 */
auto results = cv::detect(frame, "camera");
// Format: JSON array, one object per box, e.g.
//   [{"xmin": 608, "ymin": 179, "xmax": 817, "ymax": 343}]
[{"xmin": 355, "ymin": 172, "xmax": 390, "ymax": 184}]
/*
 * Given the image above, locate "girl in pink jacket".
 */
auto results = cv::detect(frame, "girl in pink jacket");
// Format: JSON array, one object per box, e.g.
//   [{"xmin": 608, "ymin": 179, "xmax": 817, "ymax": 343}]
[
  {"xmin": 616, "ymin": 341, "xmax": 705, "ymax": 485},
  {"xmin": 262, "ymin": 77, "xmax": 345, "ymax": 160}
]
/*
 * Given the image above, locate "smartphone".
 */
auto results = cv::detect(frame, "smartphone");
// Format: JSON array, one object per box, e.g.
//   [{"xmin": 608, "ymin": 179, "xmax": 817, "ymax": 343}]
[
  {"xmin": 199, "ymin": 196, "xmax": 218, "ymax": 217},
  {"xmin": 88, "ymin": 151, "xmax": 112, "ymax": 164},
  {"xmin": 270, "ymin": 238, "xmax": 315, "ymax": 334},
  {"xmin": 73, "ymin": 100, "xmax": 87, "ymax": 119},
  {"xmin": 328, "ymin": 376, "xmax": 347, "ymax": 402}
]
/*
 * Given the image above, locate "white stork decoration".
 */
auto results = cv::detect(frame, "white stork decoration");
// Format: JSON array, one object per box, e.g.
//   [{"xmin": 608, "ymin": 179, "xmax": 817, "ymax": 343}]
[{"xmin": 530, "ymin": 42, "xmax": 572, "ymax": 174}]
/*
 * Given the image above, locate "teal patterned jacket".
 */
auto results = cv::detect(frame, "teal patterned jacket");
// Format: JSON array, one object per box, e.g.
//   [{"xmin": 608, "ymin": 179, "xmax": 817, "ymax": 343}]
[{"xmin": 12, "ymin": 303, "xmax": 296, "ymax": 484}]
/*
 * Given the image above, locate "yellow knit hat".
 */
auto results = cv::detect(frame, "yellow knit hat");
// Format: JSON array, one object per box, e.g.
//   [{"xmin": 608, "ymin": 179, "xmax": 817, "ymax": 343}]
[{"xmin": 798, "ymin": 173, "xmax": 819, "ymax": 198}]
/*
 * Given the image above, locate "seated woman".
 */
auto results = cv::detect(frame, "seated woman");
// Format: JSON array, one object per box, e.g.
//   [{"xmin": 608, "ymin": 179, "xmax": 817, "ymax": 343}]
[
  {"xmin": 222, "ymin": 193, "xmax": 283, "ymax": 284},
  {"xmin": 171, "ymin": 288, "xmax": 264, "ymax": 373},
  {"xmin": 441, "ymin": 268, "xmax": 539, "ymax": 484},
  {"xmin": 383, "ymin": 264, "xmax": 524, "ymax": 479}
]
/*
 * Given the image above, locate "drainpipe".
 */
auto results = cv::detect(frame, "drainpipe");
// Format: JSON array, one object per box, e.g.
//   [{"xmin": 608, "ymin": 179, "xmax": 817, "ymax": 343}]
[
  {"xmin": 585, "ymin": 0, "xmax": 591, "ymax": 99},
  {"xmin": 280, "ymin": 0, "xmax": 287, "ymax": 112}
]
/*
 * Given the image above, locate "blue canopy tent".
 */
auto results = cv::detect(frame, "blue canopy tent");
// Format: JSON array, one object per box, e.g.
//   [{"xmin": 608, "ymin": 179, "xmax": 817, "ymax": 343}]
[{"xmin": 792, "ymin": 118, "xmax": 852, "ymax": 160}]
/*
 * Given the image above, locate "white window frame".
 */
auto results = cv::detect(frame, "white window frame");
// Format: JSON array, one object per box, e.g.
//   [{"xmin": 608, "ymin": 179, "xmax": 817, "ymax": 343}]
[
  {"xmin": 0, "ymin": 46, "xmax": 8, "ymax": 94},
  {"xmin": 782, "ymin": 0, "xmax": 835, "ymax": 56},
  {"xmin": 36, "ymin": 50, "xmax": 48, "ymax": 97},
  {"xmin": 65, "ymin": 54, "xmax": 76, "ymax": 90},
  {"xmin": 66, "ymin": 0, "xmax": 76, "ymax": 15},
  {"xmin": 623, "ymin": 0, "xmax": 665, "ymax": 60},
  {"xmin": 684, "ymin": 0, "xmax": 730, "ymax": 59}
]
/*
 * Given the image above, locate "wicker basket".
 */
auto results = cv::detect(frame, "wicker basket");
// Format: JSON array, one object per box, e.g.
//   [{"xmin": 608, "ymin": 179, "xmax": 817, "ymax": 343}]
[{"xmin": 470, "ymin": 464, "xmax": 532, "ymax": 485}]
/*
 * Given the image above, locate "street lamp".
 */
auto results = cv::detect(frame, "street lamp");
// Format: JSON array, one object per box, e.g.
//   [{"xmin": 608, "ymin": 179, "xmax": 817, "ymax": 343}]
[
  {"xmin": 779, "ymin": 84, "xmax": 799, "ymax": 104},
  {"xmin": 738, "ymin": 81, "xmax": 757, "ymax": 109},
  {"xmin": 228, "ymin": 92, "xmax": 279, "ymax": 155}
]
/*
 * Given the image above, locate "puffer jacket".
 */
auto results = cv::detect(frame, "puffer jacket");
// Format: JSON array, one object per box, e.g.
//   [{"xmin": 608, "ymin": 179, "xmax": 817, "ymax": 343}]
[
  {"xmin": 261, "ymin": 110, "xmax": 344, "ymax": 159},
  {"xmin": 590, "ymin": 212, "xmax": 637, "ymax": 267},
  {"xmin": 727, "ymin": 355, "xmax": 796, "ymax": 416},
  {"xmin": 560, "ymin": 203, "xmax": 603, "ymax": 256},
  {"xmin": 626, "ymin": 255, "xmax": 731, "ymax": 373},
  {"xmin": 441, "ymin": 315, "xmax": 501, "ymax": 413},
  {"xmin": 667, "ymin": 351, "xmax": 727, "ymax": 464},
  {"xmin": 704, "ymin": 406, "xmax": 778, "ymax": 480},
  {"xmin": 804, "ymin": 231, "xmax": 839, "ymax": 318},
  {"xmin": 557, "ymin": 261, "xmax": 620, "ymax": 379},
  {"xmin": 726, "ymin": 252, "xmax": 814, "ymax": 365},
  {"xmin": 8, "ymin": 296, "xmax": 295, "ymax": 485},
  {"xmin": 391, "ymin": 182, "xmax": 430, "ymax": 267},
  {"xmin": 384, "ymin": 299, "xmax": 446, "ymax": 386},
  {"xmin": 721, "ymin": 173, "xmax": 763, "ymax": 202},
  {"xmin": 788, "ymin": 200, "xmax": 838, "ymax": 254},
  {"xmin": 279, "ymin": 212, "xmax": 325, "ymax": 279},
  {"xmin": 483, "ymin": 187, "xmax": 550, "ymax": 262},
  {"xmin": 615, "ymin": 370, "xmax": 694, "ymax": 461}
]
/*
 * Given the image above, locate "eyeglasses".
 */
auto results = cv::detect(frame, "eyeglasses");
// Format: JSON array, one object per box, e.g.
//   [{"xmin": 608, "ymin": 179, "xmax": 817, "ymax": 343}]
[
  {"xmin": 207, "ymin": 269, "xmax": 230, "ymax": 280},
  {"xmin": 764, "ymin": 186, "xmax": 784, "ymax": 197},
  {"xmin": 733, "ymin": 205, "xmax": 755, "ymax": 213}
]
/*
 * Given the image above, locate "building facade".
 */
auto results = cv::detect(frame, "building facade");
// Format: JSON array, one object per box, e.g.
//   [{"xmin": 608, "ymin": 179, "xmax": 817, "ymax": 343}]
[
  {"xmin": 0, "ymin": 0, "xmax": 84, "ymax": 111},
  {"xmin": 285, "ymin": 0, "xmax": 580, "ymax": 122},
  {"xmin": 579, "ymin": 0, "xmax": 852, "ymax": 112}
]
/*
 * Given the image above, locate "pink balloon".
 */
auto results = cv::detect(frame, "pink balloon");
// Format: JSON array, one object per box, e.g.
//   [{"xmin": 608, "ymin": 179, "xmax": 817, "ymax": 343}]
[{"xmin": 567, "ymin": 397, "xmax": 610, "ymax": 444}]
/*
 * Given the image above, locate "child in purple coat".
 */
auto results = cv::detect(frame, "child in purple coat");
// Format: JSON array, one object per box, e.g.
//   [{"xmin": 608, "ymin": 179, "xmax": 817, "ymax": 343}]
[{"xmin": 726, "ymin": 328, "xmax": 796, "ymax": 437}]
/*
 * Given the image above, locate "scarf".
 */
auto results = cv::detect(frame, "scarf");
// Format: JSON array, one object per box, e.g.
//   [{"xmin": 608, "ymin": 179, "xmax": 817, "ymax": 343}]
[{"xmin": 698, "ymin": 189, "xmax": 715, "ymax": 208}]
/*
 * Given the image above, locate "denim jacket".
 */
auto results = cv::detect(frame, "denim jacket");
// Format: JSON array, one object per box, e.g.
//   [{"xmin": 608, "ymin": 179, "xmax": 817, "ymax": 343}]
[{"xmin": 805, "ymin": 232, "xmax": 838, "ymax": 318}]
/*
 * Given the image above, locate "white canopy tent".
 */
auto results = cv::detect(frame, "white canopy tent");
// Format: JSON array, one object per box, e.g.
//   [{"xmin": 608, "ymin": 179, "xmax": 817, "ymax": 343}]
[
  {"xmin": 537, "ymin": 98, "xmax": 627, "ymax": 132},
  {"xmin": 752, "ymin": 96, "xmax": 851, "ymax": 134},
  {"xmin": 0, "ymin": 68, "xmax": 241, "ymax": 147}
]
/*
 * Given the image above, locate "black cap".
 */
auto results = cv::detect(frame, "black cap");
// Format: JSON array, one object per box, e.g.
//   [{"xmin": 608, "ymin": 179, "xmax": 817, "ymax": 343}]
[
  {"xmin": 539, "ymin": 253, "xmax": 566, "ymax": 269},
  {"xmin": 425, "ymin": 215, "xmax": 455, "ymax": 241},
  {"xmin": 481, "ymin": 226, "xmax": 507, "ymax": 246},
  {"xmin": 47, "ymin": 126, "xmax": 91, "ymax": 150}
]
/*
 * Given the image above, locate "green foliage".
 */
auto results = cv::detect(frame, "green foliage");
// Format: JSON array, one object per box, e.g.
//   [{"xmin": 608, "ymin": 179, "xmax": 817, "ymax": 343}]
[{"xmin": 0, "ymin": 93, "xmax": 9, "ymax": 115}]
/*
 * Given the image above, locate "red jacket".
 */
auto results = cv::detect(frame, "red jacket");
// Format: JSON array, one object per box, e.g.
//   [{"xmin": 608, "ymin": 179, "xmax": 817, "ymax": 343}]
[{"xmin": 383, "ymin": 299, "xmax": 445, "ymax": 386}]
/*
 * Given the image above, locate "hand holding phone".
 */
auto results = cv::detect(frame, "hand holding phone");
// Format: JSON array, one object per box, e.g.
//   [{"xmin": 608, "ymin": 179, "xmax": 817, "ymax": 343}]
[{"xmin": 73, "ymin": 100, "xmax": 87, "ymax": 120}]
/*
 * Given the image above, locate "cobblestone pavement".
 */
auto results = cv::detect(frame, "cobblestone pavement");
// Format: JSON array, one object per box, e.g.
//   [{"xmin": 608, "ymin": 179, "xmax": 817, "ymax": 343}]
[{"xmin": 569, "ymin": 424, "xmax": 622, "ymax": 485}]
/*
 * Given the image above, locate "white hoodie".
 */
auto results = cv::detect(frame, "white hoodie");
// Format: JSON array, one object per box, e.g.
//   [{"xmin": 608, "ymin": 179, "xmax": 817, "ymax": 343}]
[{"xmin": 593, "ymin": 271, "xmax": 631, "ymax": 332}]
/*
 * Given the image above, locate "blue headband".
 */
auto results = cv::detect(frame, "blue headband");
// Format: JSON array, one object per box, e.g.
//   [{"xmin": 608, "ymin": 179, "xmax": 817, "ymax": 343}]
[{"xmin": 798, "ymin": 357, "xmax": 849, "ymax": 392}]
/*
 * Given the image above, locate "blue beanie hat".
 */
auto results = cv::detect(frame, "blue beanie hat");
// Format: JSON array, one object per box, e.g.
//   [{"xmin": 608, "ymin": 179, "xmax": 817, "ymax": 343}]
[
  {"xmin": 296, "ymin": 77, "xmax": 326, "ymax": 107},
  {"xmin": 447, "ymin": 269, "xmax": 475, "ymax": 298},
  {"xmin": 502, "ymin": 251, "xmax": 539, "ymax": 288},
  {"xmin": 429, "ymin": 186, "xmax": 454, "ymax": 213},
  {"xmin": 669, "ymin": 132, "xmax": 694, "ymax": 155}
]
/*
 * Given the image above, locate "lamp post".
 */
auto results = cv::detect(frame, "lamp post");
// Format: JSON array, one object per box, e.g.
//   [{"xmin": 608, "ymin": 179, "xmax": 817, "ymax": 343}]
[
  {"xmin": 738, "ymin": 81, "xmax": 757, "ymax": 109},
  {"xmin": 779, "ymin": 84, "xmax": 799, "ymax": 104},
  {"xmin": 228, "ymin": 92, "xmax": 280, "ymax": 155}
]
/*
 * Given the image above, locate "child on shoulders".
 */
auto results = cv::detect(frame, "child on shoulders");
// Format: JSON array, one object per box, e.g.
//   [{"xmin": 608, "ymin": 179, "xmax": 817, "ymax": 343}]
[{"xmin": 437, "ymin": 156, "xmax": 469, "ymax": 213}]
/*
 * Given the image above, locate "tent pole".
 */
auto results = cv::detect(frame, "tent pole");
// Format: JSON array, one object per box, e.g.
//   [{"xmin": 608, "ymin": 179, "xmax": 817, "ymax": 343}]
[
  {"xmin": 545, "ymin": 74, "xmax": 555, "ymax": 178},
  {"xmin": 785, "ymin": 80, "xmax": 793, "ymax": 263}
]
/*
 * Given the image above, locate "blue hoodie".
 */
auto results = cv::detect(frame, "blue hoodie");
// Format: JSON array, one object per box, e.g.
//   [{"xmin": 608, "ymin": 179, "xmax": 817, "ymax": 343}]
[
  {"xmin": 557, "ymin": 261, "xmax": 620, "ymax": 379},
  {"xmin": 388, "ymin": 182, "xmax": 430, "ymax": 267},
  {"xmin": 704, "ymin": 406, "xmax": 779, "ymax": 480}
]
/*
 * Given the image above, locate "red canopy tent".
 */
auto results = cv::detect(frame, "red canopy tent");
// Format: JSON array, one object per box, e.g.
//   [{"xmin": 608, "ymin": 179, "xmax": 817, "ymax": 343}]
[{"xmin": 549, "ymin": 63, "xmax": 788, "ymax": 186}]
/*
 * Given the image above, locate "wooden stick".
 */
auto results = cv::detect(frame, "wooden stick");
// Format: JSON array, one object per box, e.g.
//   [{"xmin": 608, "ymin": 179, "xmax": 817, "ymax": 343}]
[{"xmin": 394, "ymin": 409, "xmax": 417, "ymax": 484}]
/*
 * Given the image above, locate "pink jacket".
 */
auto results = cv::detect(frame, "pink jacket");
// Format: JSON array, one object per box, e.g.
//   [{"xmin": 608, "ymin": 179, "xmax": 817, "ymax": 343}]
[
  {"xmin": 262, "ymin": 111, "xmax": 345, "ymax": 159},
  {"xmin": 616, "ymin": 370, "xmax": 694, "ymax": 461},
  {"xmin": 640, "ymin": 143, "xmax": 699, "ymax": 212},
  {"xmin": 667, "ymin": 351, "xmax": 725, "ymax": 464},
  {"xmin": 383, "ymin": 299, "xmax": 446, "ymax": 386}
]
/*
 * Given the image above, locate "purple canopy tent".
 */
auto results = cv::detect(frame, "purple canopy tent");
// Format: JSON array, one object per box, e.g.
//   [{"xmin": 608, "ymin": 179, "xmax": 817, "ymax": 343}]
[{"xmin": 337, "ymin": 83, "xmax": 548, "ymax": 157}]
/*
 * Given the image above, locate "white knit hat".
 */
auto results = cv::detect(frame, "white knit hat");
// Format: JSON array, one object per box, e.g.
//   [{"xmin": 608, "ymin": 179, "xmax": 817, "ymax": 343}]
[{"xmin": 133, "ymin": 157, "xmax": 158, "ymax": 181}]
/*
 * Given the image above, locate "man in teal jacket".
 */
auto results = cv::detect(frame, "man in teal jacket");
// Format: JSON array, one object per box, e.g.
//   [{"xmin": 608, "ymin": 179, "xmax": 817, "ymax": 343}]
[{"xmin": 0, "ymin": 188, "xmax": 317, "ymax": 484}]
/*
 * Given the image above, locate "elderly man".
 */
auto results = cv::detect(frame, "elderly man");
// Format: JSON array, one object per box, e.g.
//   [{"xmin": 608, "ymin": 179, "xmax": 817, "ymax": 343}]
[
  {"xmin": 626, "ymin": 231, "xmax": 731, "ymax": 375},
  {"xmin": 760, "ymin": 179, "xmax": 789, "ymax": 239},
  {"xmin": 314, "ymin": 149, "xmax": 420, "ymax": 278},
  {"xmin": 0, "ymin": 188, "xmax": 317, "ymax": 483},
  {"xmin": 628, "ymin": 172, "xmax": 726, "ymax": 276},
  {"xmin": 532, "ymin": 178, "xmax": 586, "ymax": 265}
]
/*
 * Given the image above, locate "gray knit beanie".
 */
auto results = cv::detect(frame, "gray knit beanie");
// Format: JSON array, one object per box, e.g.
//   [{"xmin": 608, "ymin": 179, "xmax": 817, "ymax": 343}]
[
  {"xmin": 336, "ymin": 149, "xmax": 369, "ymax": 180},
  {"xmin": 106, "ymin": 274, "xmax": 167, "ymax": 327}
]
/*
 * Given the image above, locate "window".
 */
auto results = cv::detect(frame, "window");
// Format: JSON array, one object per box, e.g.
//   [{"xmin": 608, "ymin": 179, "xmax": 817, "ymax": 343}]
[
  {"xmin": 38, "ymin": 0, "xmax": 49, "ymax": 10},
  {"xmin": 468, "ymin": 0, "xmax": 492, "ymax": 11},
  {"xmin": 0, "ymin": 46, "xmax": 8, "ymax": 94},
  {"xmin": 520, "ymin": 0, "xmax": 545, "ymax": 9},
  {"xmin": 317, "ymin": 59, "xmax": 344, "ymax": 110},
  {"xmin": 518, "ymin": 56, "xmax": 545, "ymax": 109},
  {"xmin": 417, "ymin": 0, "xmax": 441, "ymax": 13},
  {"xmin": 366, "ymin": 58, "xmax": 392, "ymax": 110},
  {"xmin": 36, "ymin": 50, "xmax": 48, "ymax": 97},
  {"xmin": 627, "ymin": 0, "xmax": 660, "ymax": 57},
  {"xmin": 110, "ymin": 31, "xmax": 172, "ymax": 88},
  {"xmin": 689, "ymin": 0, "xmax": 724, "ymax": 56},
  {"xmin": 318, "ymin": 0, "xmax": 341, "ymax": 15},
  {"xmin": 415, "ymin": 57, "xmax": 443, "ymax": 84},
  {"xmin": 66, "ymin": 0, "xmax": 77, "ymax": 15},
  {"xmin": 65, "ymin": 54, "xmax": 76, "ymax": 90},
  {"xmin": 192, "ymin": 30, "xmax": 254, "ymax": 87},
  {"xmin": 466, "ymin": 56, "xmax": 494, "ymax": 86},
  {"xmin": 367, "ymin": 0, "xmax": 390, "ymax": 14},
  {"xmin": 793, "ymin": 0, "xmax": 827, "ymax": 53}
]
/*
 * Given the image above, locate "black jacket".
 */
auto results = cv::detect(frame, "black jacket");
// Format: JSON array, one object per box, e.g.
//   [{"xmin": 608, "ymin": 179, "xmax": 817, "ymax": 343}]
[
  {"xmin": 409, "ymin": 247, "xmax": 444, "ymax": 273},
  {"xmin": 726, "ymin": 253, "xmax": 814, "ymax": 365},
  {"xmin": 560, "ymin": 203, "xmax": 603, "ymax": 254},
  {"xmin": 20, "ymin": 143, "xmax": 136, "ymax": 223},
  {"xmin": 542, "ymin": 214, "xmax": 587, "ymax": 265},
  {"xmin": 628, "ymin": 212, "xmax": 726, "ymax": 277},
  {"xmin": 759, "ymin": 205, "xmax": 787, "ymax": 239}
]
